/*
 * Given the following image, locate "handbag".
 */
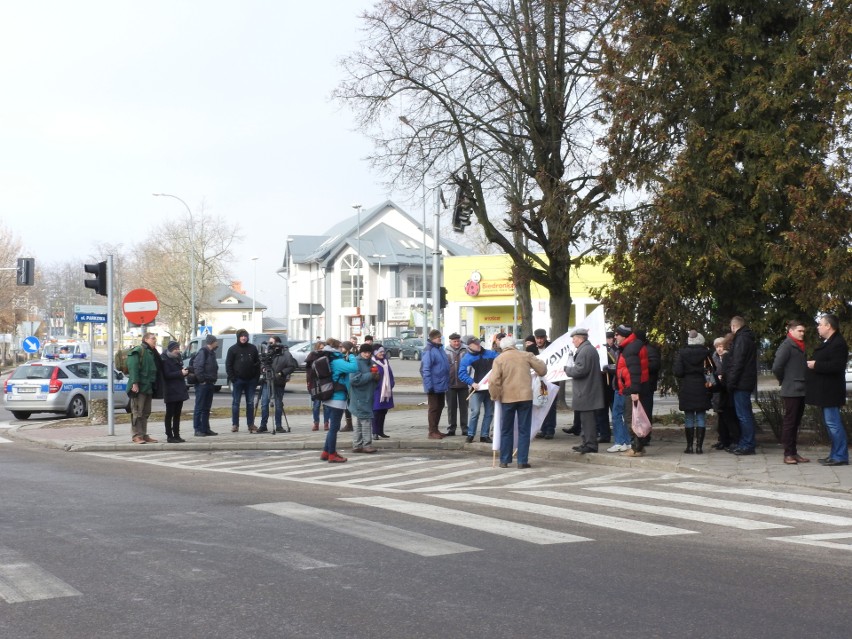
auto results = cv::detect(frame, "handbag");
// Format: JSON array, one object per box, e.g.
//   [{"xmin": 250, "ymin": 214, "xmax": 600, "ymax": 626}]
[
  {"xmin": 532, "ymin": 377, "xmax": 549, "ymax": 408},
  {"xmin": 631, "ymin": 400, "xmax": 652, "ymax": 438},
  {"xmin": 703, "ymin": 356, "xmax": 718, "ymax": 390}
]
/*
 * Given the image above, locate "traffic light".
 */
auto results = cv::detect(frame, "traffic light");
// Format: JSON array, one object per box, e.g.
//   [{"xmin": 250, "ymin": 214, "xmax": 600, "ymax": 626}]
[
  {"xmin": 84, "ymin": 261, "xmax": 108, "ymax": 297},
  {"xmin": 439, "ymin": 286, "xmax": 448, "ymax": 309},
  {"xmin": 377, "ymin": 299, "xmax": 386, "ymax": 322},
  {"xmin": 16, "ymin": 257, "xmax": 34, "ymax": 286},
  {"xmin": 451, "ymin": 173, "xmax": 476, "ymax": 233}
]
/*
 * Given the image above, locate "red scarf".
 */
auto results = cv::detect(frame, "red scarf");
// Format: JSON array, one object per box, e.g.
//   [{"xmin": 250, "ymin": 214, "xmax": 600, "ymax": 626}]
[{"xmin": 788, "ymin": 332, "xmax": 805, "ymax": 352}]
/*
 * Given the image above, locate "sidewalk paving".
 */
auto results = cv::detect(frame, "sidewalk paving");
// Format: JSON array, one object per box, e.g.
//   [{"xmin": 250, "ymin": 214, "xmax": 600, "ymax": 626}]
[{"xmin": 8, "ymin": 407, "xmax": 852, "ymax": 495}]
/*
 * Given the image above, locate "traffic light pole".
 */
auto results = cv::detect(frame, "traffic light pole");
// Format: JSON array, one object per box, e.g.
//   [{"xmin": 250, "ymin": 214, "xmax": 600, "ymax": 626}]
[
  {"xmin": 106, "ymin": 255, "xmax": 115, "ymax": 436},
  {"xmin": 432, "ymin": 189, "xmax": 442, "ymax": 334}
]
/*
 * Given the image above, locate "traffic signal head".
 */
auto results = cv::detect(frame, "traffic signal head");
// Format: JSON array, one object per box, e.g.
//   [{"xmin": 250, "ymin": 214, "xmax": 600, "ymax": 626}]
[
  {"xmin": 451, "ymin": 176, "xmax": 475, "ymax": 233},
  {"xmin": 439, "ymin": 286, "xmax": 448, "ymax": 309},
  {"xmin": 16, "ymin": 257, "xmax": 35, "ymax": 286},
  {"xmin": 84, "ymin": 261, "xmax": 108, "ymax": 296}
]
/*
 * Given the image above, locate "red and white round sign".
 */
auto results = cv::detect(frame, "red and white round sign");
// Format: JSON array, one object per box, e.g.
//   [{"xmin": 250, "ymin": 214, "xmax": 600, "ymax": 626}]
[{"xmin": 123, "ymin": 288, "xmax": 159, "ymax": 325}]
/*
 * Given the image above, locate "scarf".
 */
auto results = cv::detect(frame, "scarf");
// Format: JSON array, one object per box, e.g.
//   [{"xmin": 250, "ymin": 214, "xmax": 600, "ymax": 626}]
[
  {"xmin": 788, "ymin": 332, "xmax": 805, "ymax": 352},
  {"xmin": 373, "ymin": 356, "xmax": 392, "ymax": 403}
]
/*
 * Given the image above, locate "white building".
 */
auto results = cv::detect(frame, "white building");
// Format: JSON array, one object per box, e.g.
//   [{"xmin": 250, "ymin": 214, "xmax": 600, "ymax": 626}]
[{"xmin": 281, "ymin": 201, "xmax": 472, "ymax": 341}]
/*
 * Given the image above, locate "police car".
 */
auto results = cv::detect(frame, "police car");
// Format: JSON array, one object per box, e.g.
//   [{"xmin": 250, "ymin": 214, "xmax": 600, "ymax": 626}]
[{"xmin": 3, "ymin": 359, "xmax": 129, "ymax": 420}]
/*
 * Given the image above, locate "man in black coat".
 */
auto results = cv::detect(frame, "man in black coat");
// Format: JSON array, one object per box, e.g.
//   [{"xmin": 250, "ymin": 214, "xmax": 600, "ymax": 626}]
[
  {"xmin": 726, "ymin": 316, "xmax": 759, "ymax": 455},
  {"xmin": 225, "ymin": 328, "xmax": 261, "ymax": 433},
  {"xmin": 806, "ymin": 314, "xmax": 849, "ymax": 466}
]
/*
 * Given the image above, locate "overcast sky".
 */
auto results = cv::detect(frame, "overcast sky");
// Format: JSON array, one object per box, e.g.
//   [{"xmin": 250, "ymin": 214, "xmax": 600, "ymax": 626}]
[{"xmin": 0, "ymin": 1, "xmax": 403, "ymax": 316}]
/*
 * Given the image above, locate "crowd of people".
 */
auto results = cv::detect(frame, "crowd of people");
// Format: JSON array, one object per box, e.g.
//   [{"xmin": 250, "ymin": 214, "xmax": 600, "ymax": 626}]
[{"xmin": 123, "ymin": 313, "xmax": 849, "ymax": 468}]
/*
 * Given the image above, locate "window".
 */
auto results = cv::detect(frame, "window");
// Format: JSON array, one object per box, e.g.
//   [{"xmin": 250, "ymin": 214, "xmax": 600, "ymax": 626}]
[
  {"xmin": 341, "ymin": 255, "xmax": 364, "ymax": 307},
  {"xmin": 406, "ymin": 274, "xmax": 432, "ymax": 299}
]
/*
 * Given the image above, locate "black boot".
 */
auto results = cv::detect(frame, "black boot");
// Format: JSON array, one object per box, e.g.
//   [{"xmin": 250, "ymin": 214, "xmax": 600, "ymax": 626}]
[
  {"xmin": 683, "ymin": 427, "xmax": 694, "ymax": 454},
  {"xmin": 695, "ymin": 428, "xmax": 705, "ymax": 454}
]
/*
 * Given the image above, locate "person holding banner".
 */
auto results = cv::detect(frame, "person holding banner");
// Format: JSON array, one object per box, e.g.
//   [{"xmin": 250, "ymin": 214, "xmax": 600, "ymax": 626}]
[
  {"xmin": 532, "ymin": 328, "xmax": 559, "ymax": 440},
  {"xmin": 458, "ymin": 336, "xmax": 497, "ymax": 443},
  {"xmin": 564, "ymin": 327, "xmax": 605, "ymax": 453},
  {"xmin": 489, "ymin": 335, "xmax": 548, "ymax": 468}
]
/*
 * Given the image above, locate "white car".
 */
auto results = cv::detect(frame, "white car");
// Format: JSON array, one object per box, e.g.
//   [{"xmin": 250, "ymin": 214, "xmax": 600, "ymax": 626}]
[
  {"xmin": 3, "ymin": 359, "xmax": 129, "ymax": 420},
  {"xmin": 288, "ymin": 341, "xmax": 313, "ymax": 370},
  {"xmin": 846, "ymin": 358, "xmax": 852, "ymax": 393}
]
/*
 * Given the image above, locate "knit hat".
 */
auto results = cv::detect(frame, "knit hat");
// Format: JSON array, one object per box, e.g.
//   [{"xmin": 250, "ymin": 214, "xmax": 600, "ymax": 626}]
[
  {"xmin": 533, "ymin": 328, "xmax": 547, "ymax": 338},
  {"xmin": 205, "ymin": 334, "xmax": 218, "ymax": 345},
  {"xmin": 359, "ymin": 343, "xmax": 374, "ymax": 354},
  {"xmin": 167, "ymin": 341, "xmax": 180, "ymax": 352},
  {"xmin": 615, "ymin": 325, "xmax": 632, "ymax": 338},
  {"xmin": 687, "ymin": 330, "xmax": 705, "ymax": 346},
  {"xmin": 373, "ymin": 345, "xmax": 385, "ymax": 356}
]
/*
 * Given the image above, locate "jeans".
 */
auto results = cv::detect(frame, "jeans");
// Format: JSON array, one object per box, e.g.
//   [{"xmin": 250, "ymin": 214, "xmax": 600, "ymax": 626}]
[
  {"xmin": 500, "ymin": 400, "xmax": 533, "ymax": 464},
  {"xmin": 684, "ymin": 410, "xmax": 707, "ymax": 429},
  {"xmin": 733, "ymin": 390, "xmax": 756, "ymax": 450},
  {"xmin": 822, "ymin": 406, "xmax": 848, "ymax": 463},
  {"xmin": 611, "ymin": 392, "xmax": 630, "ymax": 445},
  {"xmin": 312, "ymin": 399, "xmax": 329, "ymax": 425},
  {"xmin": 323, "ymin": 406, "xmax": 344, "ymax": 454},
  {"xmin": 260, "ymin": 383, "xmax": 285, "ymax": 429},
  {"xmin": 193, "ymin": 382, "xmax": 214, "ymax": 434},
  {"xmin": 467, "ymin": 391, "xmax": 494, "ymax": 437},
  {"xmin": 231, "ymin": 378, "xmax": 256, "ymax": 427}
]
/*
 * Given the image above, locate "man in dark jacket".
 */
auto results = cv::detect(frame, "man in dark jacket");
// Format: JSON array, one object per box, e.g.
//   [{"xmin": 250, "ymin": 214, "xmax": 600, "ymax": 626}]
[
  {"xmin": 772, "ymin": 320, "xmax": 809, "ymax": 464},
  {"xmin": 127, "ymin": 332, "xmax": 160, "ymax": 444},
  {"xmin": 806, "ymin": 314, "xmax": 849, "ymax": 466},
  {"xmin": 421, "ymin": 329, "xmax": 450, "ymax": 439},
  {"xmin": 726, "ymin": 316, "xmax": 759, "ymax": 455},
  {"xmin": 564, "ymin": 328, "xmax": 605, "ymax": 454},
  {"xmin": 257, "ymin": 336, "xmax": 296, "ymax": 433},
  {"xmin": 458, "ymin": 336, "xmax": 498, "ymax": 443},
  {"xmin": 532, "ymin": 328, "xmax": 559, "ymax": 439},
  {"xmin": 226, "ymin": 328, "xmax": 261, "ymax": 433},
  {"xmin": 444, "ymin": 333, "xmax": 469, "ymax": 436},
  {"xmin": 193, "ymin": 334, "xmax": 220, "ymax": 437},
  {"xmin": 615, "ymin": 325, "xmax": 650, "ymax": 457}
]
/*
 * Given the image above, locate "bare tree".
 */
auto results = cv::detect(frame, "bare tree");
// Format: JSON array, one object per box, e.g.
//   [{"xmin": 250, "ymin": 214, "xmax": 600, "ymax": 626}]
[
  {"xmin": 132, "ymin": 206, "xmax": 240, "ymax": 342},
  {"xmin": 337, "ymin": 0, "xmax": 622, "ymax": 337}
]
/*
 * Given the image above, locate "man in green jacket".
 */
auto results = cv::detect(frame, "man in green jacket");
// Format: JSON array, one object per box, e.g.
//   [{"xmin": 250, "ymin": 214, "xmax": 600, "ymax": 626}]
[{"xmin": 127, "ymin": 332, "xmax": 160, "ymax": 444}]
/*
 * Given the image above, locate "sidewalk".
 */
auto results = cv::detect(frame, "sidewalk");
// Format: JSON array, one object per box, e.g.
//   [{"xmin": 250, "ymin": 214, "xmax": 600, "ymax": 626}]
[{"xmin": 8, "ymin": 407, "xmax": 852, "ymax": 494}]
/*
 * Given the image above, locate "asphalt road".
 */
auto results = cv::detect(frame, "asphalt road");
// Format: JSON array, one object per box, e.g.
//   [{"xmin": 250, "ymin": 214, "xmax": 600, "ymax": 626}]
[{"xmin": 1, "ymin": 438, "xmax": 851, "ymax": 638}]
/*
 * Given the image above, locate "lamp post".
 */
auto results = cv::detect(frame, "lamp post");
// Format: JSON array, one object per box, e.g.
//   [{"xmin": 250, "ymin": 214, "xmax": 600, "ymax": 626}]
[
  {"xmin": 153, "ymin": 193, "xmax": 196, "ymax": 338},
  {"xmin": 371, "ymin": 253, "xmax": 386, "ymax": 337},
  {"xmin": 251, "ymin": 256, "xmax": 259, "ymax": 329},
  {"xmin": 352, "ymin": 204, "xmax": 362, "ymax": 313}
]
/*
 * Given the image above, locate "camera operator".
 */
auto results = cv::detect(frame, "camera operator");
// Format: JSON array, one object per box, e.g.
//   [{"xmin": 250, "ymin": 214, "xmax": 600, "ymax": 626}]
[{"xmin": 255, "ymin": 336, "xmax": 297, "ymax": 433}]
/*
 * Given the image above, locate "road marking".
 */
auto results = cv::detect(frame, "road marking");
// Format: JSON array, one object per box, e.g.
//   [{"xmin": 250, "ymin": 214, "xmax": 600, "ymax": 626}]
[
  {"xmin": 768, "ymin": 532, "xmax": 852, "ymax": 551},
  {"xmin": 342, "ymin": 496, "xmax": 589, "ymax": 544},
  {"xmin": 0, "ymin": 436, "xmax": 13, "ymax": 444},
  {"xmin": 433, "ymin": 493, "xmax": 696, "ymax": 537},
  {"xmin": 269, "ymin": 459, "xmax": 443, "ymax": 481},
  {"xmin": 248, "ymin": 501, "xmax": 478, "ymax": 557},
  {"xmin": 0, "ymin": 547, "xmax": 81, "ymax": 604},
  {"xmin": 374, "ymin": 466, "xmax": 494, "ymax": 488},
  {"xmin": 660, "ymin": 482, "xmax": 852, "ymax": 511},
  {"xmin": 516, "ymin": 490, "xmax": 789, "ymax": 530},
  {"xmin": 587, "ymin": 486, "xmax": 852, "ymax": 526}
]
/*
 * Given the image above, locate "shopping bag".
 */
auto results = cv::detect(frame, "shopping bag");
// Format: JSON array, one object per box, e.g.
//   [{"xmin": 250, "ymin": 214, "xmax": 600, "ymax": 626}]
[{"xmin": 631, "ymin": 400, "xmax": 652, "ymax": 438}]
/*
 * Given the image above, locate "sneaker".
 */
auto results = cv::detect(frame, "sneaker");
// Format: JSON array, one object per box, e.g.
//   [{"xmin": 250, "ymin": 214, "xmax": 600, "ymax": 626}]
[
  {"xmin": 324, "ymin": 423, "xmax": 330, "ymax": 431},
  {"xmin": 328, "ymin": 452, "xmax": 347, "ymax": 463},
  {"xmin": 606, "ymin": 444, "xmax": 623, "ymax": 453},
  {"xmin": 231, "ymin": 425, "xmax": 239, "ymax": 432},
  {"xmin": 619, "ymin": 443, "xmax": 631, "ymax": 452},
  {"xmin": 312, "ymin": 423, "xmax": 319, "ymax": 431},
  {"xmin": 320, "ymin": 451, "xmax": 329, "ymax": 461},
  {"xmin": 248, "ymin": 426, "xmax": 258, "ymax": 434},
  {"xmin": 623, "ymin": 449, "xmax": 645, "ymax": 457}
]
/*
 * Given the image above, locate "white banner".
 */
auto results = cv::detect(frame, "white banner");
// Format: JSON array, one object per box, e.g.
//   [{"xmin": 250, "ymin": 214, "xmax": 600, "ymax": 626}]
[{"xmin": 491, "ymin": 377, "xmax": 559, "ymax": 454}]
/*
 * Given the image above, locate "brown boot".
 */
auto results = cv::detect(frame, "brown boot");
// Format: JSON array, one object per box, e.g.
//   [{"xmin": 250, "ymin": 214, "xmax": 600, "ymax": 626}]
[{"xmin": 312, "ymin": 422, "xmax": 319, "ymax": 431}]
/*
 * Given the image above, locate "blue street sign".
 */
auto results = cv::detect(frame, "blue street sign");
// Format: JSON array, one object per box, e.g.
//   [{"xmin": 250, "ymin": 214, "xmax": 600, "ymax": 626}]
[
  {"xmin": 75, "ymin": 313, "xmax": 108, "ymax": 323},
  {"xmin": 22, "ymin": 336, "xmax": 40, "ymax": 353},
  {"xmin": 198, "ymin": 325, "xmax": 212, "ymax": 335}
]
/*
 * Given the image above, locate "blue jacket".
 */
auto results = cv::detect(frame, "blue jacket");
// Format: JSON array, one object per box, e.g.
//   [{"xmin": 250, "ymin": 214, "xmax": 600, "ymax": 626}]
[
  {"xmin": 421, "ymin": 341, "xmax": 450, "ymax": 393},
  {"xmin": 458, "ymin": 348, "xmax": 498, "ymax": 386},
  {"xmin": 329, "ymin": 351, "xmax": 359, "ymax": 402}
]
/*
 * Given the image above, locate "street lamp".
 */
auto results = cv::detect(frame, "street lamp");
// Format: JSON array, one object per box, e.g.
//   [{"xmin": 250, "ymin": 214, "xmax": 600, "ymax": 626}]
[
  {"xmin": 153, "ymin": 193, "xmax": 196, "ymax": 338},
  {"xmin": 251, "ymin": 256, "xmax": 259, "ymax": 326},
  {"xmin": 352, "ymin": 203, "xmax": 362, "ymax": 312},
  {"xmin": 371, "ymin": 253, "xmax": 386, "ymax": 337}
]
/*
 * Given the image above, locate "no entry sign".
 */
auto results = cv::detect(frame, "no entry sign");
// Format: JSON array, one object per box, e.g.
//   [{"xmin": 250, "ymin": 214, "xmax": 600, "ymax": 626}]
[{"xmin": 123, "ymin": 288, "xmax": 159, "ymax": 325}]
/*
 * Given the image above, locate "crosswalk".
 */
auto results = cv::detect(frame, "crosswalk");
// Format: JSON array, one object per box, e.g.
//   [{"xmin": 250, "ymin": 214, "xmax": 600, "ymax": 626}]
[{"xmin": 82, "ymin": 449, "xmax": 852, "ymax": 559}]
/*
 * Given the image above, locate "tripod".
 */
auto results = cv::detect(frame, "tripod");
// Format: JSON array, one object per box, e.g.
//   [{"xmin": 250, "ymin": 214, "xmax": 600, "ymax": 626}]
[{"xmin": 255, "ymin": 367, "xmax": 291, "ymax": 433}]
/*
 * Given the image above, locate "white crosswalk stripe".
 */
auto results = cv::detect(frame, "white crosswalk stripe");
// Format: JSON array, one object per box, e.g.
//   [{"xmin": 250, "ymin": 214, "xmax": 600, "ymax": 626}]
[
  {"xmin": 659, "ymin": 482, "xmax": 852, "ymax": 511},
  {"xmin": 767, "ymin": 532, "xmax": 852, "ymax": 551},
  {"xmin": 249, "ymin": 501, "xmax": 479, "ymax": 556},
  {"xmin": 514, "ymin": 490, "xmax": 790, "ymax": 530},
  {"xmin": 341, "ymin": 496, "xmax": 591, "ymax": 544},
  {"xmin": 0, "ymin": 547, "xmax": 81, "ymax": 603},
  {"xmin": 586, "ymin": 486, "xmax": 852, "ymax": 526},
  {"xmin": 431, "ymin": 493, "xmax": 696, "ymax": 537},
  {"xmin": 0, "ymin": 436, "xmax": 13, "ymax": 444}
]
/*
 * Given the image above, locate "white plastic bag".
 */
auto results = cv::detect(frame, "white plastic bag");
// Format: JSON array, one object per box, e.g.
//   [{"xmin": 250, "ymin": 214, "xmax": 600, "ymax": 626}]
[{"xmin": 631, "ymin": 400, "xmax": 652, "ymax": 438}]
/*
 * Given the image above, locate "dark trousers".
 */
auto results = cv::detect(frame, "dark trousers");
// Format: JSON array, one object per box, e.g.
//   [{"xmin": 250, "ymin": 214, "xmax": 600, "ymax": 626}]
[
  {"xmin": 541, "ymin": 401, "xmax": 557, "ymax": 436},
  {"xmin": 446, "ymin": 387, "xmax": 469, "ymax": 433},
  {"xmin": 781, "ymin": 396, "xmax": 805, "ymax": 457},
  {"xmin": 373, "ymin": 408, "xmax": 388, "ymax": 435},
  {"xmin": 624, "ymin": 397, "xmax": 645, "ymax": 453},
  {"xmin": 164, "ymin": 400, "xmax": 183, "ymax": 439},
  {"xmin": 427, "ymin": 392, "xmax": 445, "ymax": 434}
]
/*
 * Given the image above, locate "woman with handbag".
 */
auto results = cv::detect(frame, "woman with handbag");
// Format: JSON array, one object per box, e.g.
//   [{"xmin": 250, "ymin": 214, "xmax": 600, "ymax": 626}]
[
  {"xmin": 673, "ymin": 330, "xmax": 712, "ymax": 454},
  {"xmin": 371, "ymin": 345, "xmax": 395, "ymax": 439}
]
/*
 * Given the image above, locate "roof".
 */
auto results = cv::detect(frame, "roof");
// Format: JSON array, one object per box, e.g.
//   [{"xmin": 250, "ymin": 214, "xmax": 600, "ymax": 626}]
[{"xmin": 203, "ymin": 285, "xmax": 268, "ymax": 311}]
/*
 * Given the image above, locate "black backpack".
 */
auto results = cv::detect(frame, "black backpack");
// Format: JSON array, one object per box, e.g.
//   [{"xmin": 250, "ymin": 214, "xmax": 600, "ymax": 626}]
[
  {"xmin": 185, "ymin": 351, "xmax": 200, "ymax": 385},
  {"xmin": 308, "ymin": 352, "xmax": 336, "ymax": 401}
]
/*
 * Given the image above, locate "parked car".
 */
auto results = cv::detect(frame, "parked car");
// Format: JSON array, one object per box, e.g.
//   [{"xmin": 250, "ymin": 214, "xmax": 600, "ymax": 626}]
[
  {"xmin": 182, "ymin": 332, "xmax": 274, "ymax": 391},
  {"xmin": 288, "ymin": 341, "xmax": 313, "ymax": 370},
  {"xmin": 377, "ymin": 337, "xmax": 403, "ymax": 359},
  {"xmin": 400, "ymin": 337, "xmax": 426, "ymax": 361},
  {"xmin": 3, "ymin": 359, "xmax": 129, "ymax": 420}
]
